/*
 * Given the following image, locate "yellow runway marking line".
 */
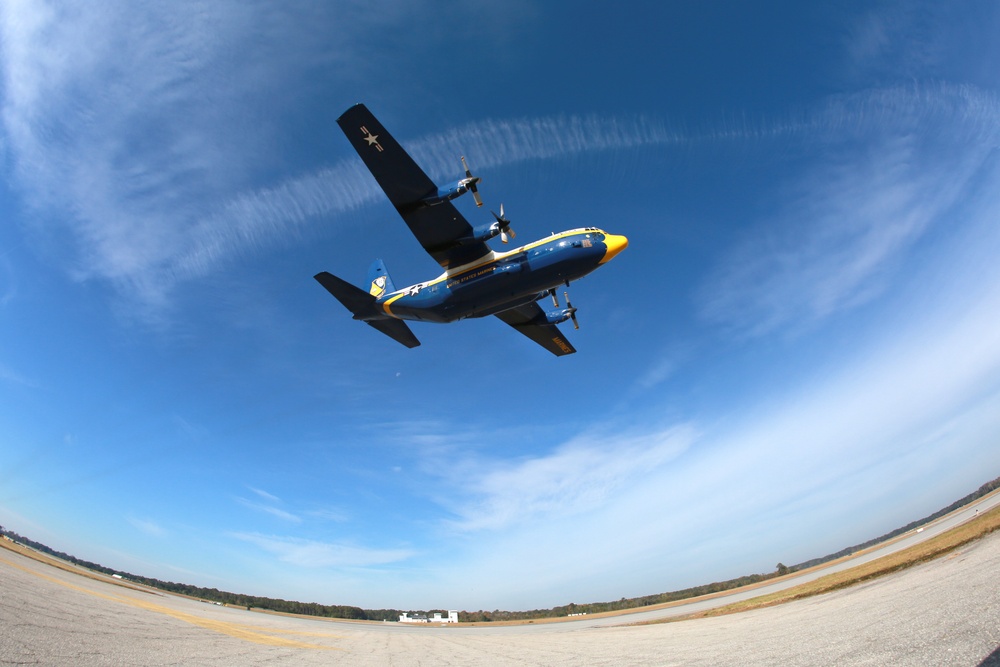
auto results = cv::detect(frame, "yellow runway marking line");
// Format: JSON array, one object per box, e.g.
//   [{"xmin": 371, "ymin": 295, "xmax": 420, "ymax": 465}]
[{"xmin": 0, "ymin": 553, "xmax": 339, "ymax": 650}]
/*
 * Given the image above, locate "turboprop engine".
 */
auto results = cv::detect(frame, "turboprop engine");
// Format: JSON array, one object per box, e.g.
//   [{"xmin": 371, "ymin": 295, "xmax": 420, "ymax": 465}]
[{"xmin": 421, "ymin": 157, "xmax": 483, "ymax": 207}]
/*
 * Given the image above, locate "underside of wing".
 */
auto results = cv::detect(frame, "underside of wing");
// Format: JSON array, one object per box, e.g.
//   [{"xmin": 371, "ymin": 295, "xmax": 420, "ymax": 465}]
[
  {"xmin": 495, "ymin": 302, "xmax": 577, "ymax": 357},
  {"xmin": 337, "ymin": 104, "xmax": 491, "ymax": 269}
]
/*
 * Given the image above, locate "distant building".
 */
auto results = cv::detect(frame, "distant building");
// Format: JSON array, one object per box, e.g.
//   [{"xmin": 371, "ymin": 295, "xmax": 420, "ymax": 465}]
[
  {"xmin": 399, "ymin": 610, "xmax": 459, "ymax": 624},
  {"xmin": 399, "ymin": 612, "xmax": 427, "ymax": 623}
]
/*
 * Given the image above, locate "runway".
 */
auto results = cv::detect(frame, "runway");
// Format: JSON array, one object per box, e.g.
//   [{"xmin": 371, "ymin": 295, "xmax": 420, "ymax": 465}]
[{"xmin": 2, "ymin": 504, "xmax": 999, "ymax": 666}]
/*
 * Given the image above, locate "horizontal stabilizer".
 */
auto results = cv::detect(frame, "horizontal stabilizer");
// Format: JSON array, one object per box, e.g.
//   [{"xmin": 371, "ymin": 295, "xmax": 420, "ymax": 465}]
[
  {"xmin": 365, "ymin": 318, "xmax": 421, "ymax": 349},
  {"xmin": 314, "ymin": 271, "xmax": 421, "ymax": 349},
  {"xmin": 315, "ymin": 271, "xmax": 377, "ymax": 317}
]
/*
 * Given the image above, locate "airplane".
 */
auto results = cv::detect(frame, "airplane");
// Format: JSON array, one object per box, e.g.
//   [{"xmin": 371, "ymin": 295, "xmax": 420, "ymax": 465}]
[{"xmin": 314, "ymin": 103, "xmax": 628, "ymax": 356}]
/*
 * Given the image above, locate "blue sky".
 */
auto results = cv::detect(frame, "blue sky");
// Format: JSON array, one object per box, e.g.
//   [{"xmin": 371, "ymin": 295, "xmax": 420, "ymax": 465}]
[{"xmin": 2, "ymin": 1, "xmax": 1000, "ymax": 611}]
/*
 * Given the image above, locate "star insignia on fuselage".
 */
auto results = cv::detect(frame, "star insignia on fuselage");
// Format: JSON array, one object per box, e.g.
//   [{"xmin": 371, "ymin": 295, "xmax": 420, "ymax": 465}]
[{"xmin": 360, "ymin": 125, "xmax": 383, "ymax": 152}]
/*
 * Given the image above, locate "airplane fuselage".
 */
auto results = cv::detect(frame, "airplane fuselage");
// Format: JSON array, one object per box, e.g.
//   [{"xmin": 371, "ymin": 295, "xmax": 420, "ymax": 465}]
[
  {"xmin": 318, "ymin": 103, "xmax": 630, "ymax": 355},
  {"xmin": 373, "ymin": 227, "xmax": 627, "ymax": 323}
]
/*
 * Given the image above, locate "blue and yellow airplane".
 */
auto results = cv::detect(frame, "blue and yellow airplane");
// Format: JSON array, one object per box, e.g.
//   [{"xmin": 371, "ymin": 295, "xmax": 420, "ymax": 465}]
[{"xmin": 315, "ymin": 103, "xmax": 628, "ymax": 356}]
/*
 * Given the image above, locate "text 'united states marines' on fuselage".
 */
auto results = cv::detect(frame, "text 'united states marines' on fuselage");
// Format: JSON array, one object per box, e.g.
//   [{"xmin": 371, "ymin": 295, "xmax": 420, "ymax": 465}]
[{"xmin": 314, "ymin": 103, "xmax": 628, "ymax": 357}]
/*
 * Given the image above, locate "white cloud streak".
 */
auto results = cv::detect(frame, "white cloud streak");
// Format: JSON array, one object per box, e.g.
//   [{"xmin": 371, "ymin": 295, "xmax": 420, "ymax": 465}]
[
  {"xmin": 406, "ymin": 124, "xmax": 1000, "ymax": 605},
  {"xmin": 247, "ymin": 486, "xmax": 281, "ymax": 503},
  {"xmin": 425, "ymin": 248, "xmax": 1000, "ymax": 605},
  {"xmin": 697, "ymin": 83, "xmax": 1000, "ymax": 337},
  {"xmin": 7, "ymin": 4, "xmax": 996, "ymax": 335},
  {"xmin": 0, "ymin": 4, "xmax": 677, "ymax": 320},
  {"xmin": 230, "ymin": 532, "xmax": 414, "ymax": 568},
  {"xmin": 0, "ymin": 2, "xmax": 356, "ymax": 318},
  {"xmin": 0, "ymin": 361, "xmax": 38, "ymax": 389},
  {"xmin": 151, "ymin": 114, "xmax": 690, "ymax": 309},
  {"xmin": 126, "ymin": 515, "xmax": 167, "ymax": 538},
  {"xmin": 235, "ymin": 497, "xmax": 302, "ymax": 524},
  {"xmin": 441, "ymin": 425, "xmax": 695, "ymax": 532}
]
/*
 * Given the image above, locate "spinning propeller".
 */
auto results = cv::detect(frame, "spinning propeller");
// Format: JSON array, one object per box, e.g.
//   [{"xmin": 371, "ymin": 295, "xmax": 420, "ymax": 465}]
[
  {"xmin": 564, "ymin": 292, "xmax": 579, "ymax": 329},
  {"xmin": 461, "ymin": 156, "xmax": 483, "ymax": 207},
  {"xmin": 549, "ymin": 289, "xmax": 580, "ymax": 329},
  {"xmin": 491, "ymin": 204, "xmax": 516, "ymax": 244}
]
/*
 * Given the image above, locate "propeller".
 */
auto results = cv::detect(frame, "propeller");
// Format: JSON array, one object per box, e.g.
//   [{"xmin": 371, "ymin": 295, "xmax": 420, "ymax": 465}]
[
  {"xmin": 549, "ymin": 288, "xmax": 559, "ymax": 308},
  {"xmin": 461, "ymin": 156, "xmax": 483, "ymax": 207},
  {"xmin": 491, "ymin": 204, "xmax": 516, "ymax": 244},
  {"xmin": 564, "ymin": 291, "xmax": 579, "ymax": 330}
]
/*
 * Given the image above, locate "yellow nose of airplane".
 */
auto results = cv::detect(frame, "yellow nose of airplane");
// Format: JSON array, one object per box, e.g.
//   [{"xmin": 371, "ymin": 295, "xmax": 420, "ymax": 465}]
[{"xmin": 600, "ymin": 234, "xmax": 629, "ymax": 263}]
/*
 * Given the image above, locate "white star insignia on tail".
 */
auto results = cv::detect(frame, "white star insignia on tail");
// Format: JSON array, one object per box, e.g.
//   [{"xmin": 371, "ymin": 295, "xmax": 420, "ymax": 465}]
[{"xmin": 360, "ymin": 126, "xmax": 382, "ymax": 152}]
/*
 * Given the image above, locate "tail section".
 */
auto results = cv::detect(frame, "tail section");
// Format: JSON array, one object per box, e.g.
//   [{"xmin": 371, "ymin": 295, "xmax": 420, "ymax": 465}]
[
  {"xmin": 315, "ymin": 271, "xmax": 378, "ymax": 319},
  {"xmin": 366, "ymin": 259, "xmax": 397, "ymax": 298},
  {"xmin": 365, "ymin": 318, "xmax": 421, "ymax": 349},
  {"xmin": 314, "ymin": 271, "xmax": 420, "ymax": 349}
]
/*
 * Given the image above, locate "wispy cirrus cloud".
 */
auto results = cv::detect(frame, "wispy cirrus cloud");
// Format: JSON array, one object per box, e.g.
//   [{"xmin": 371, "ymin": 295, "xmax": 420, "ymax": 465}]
[
  {"xmin": 418, "ymin": 219, "xmax": 1000, "ymax": 606},
  {"xmin": 5, "ymin": 3, "xmax": 999, "ymax": 344},
  {"xmin": 230, "ymin": 532, "xmax": 414, "ymax": 568},
  {"xmin": 842, "ymin": 3, "xmax": 991, "ymax": 85},
  {"xmin": 0, "ymin": 4, "xmax": 688, "ymax": 321},
  {"xmin": 405, "ymin": 114, "xmax": 687, "ymax": 176},
  {"xmin": 0, "ymin": 361, "xmax": 38, "ymax": 389},
  {"xmin": 235, "ymin": 496, "xmax": 301, "ymax": 524},
  {"xmin": 441, "ymin": 425, "xmax": 695, "ymax": 532},
  {"xmin": 126, "ymin": 515, "xmax": 167, "ymax": 538},
  {"xmin": 697, "ymin": 83, "xmax": 1000, "ymax": 338},
  {"xmin": 247, "ymin": 486, "xmax": 281, "ymax": 503},
  {"xmin": 0, "ymin": 2, "xmax": 358, "ymax": 319},
  {"xmin": 306, "ymin": 507, "xmax": 350, "ymax": 523},
  {"xmin": 153, "ymin": 113, "xmax": 691, "ymax": 312}
]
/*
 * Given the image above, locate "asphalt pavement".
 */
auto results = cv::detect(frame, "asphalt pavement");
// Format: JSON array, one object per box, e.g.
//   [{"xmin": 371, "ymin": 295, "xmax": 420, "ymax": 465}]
[{"xmin": 2, "ymin": 493, "xmax": 998, "ymax": 666}]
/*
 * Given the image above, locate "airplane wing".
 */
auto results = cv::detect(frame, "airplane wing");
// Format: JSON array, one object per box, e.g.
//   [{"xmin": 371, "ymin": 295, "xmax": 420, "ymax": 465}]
[
  {"xmin": 337, "ymin": 104, "xmax": 492, "ymax": 269},
  {"xmin": 495, "ymin": 303, "xmax": 577, "ymax": 356}
]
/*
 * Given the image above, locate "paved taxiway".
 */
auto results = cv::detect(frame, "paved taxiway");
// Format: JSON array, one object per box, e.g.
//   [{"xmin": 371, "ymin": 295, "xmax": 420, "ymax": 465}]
[{"xmin": 2, "ymin": 498, "xmax": 999, "ymax": 666}]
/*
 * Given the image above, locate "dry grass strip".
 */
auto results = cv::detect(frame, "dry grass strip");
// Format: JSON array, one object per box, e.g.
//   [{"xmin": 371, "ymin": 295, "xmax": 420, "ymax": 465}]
[{"xmin": 640, "ymin": 502, "xmax": 1000, "ymax": 624}]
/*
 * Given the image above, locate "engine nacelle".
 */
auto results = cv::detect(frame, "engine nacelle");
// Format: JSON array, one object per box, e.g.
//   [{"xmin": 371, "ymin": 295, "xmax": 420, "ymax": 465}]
[
  {"xmin": 543, "ymin": 308, "xmax": 575, "ymax": 325},
  {"xmin": 421, "ymin": 177, "xmax": 479, "ymax": 207},
  {"xmin": 533, "ymin": 289, "xmax": 578, "ymax": 329},
  {"xmin": 454, "ymin": 221, "xmax": 503, "ymax": 246}
]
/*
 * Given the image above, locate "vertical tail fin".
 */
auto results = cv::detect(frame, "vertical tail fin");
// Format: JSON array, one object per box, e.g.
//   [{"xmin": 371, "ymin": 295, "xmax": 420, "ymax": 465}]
[{"xmin": 366, "ymin": 259, "xmax": 397, "ymax": 298}]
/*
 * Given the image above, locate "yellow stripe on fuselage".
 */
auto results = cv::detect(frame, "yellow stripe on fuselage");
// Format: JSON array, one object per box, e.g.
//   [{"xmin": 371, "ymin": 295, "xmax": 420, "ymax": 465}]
[
  {"xmin": 381, "ymin": 228, "xmax": 606, "ymax": 317},
  {"xmin": 382, "ymin": 290, "xmax": 409, "ymax": 317}
]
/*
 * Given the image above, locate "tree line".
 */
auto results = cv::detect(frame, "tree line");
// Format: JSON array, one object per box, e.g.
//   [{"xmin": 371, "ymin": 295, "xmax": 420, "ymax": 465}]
[
  {"xmin": 3, "ymin": 473, "xmax": 997, "ymax": 622},
  {"xmin": 458, "ymin": 473, "xmax": 1000, "ymax": 622}
]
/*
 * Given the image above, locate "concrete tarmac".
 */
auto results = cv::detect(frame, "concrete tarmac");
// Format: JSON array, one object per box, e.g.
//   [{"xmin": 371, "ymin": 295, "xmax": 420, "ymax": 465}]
[{"xmin": 2, "ymin": 514, "xmax": 999, "ymax": 665}]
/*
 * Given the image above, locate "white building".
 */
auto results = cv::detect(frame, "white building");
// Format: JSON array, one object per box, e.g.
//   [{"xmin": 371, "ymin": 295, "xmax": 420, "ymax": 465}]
[{"xmin": 399, "ymin": 610, "xmax": 459, "ymax": 624}]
